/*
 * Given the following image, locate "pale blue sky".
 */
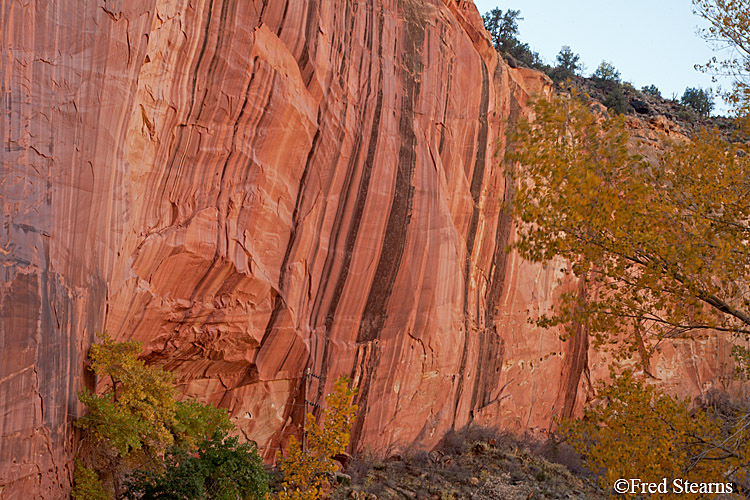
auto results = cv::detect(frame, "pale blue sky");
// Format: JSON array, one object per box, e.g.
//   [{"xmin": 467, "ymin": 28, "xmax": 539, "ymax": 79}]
[{"xmin": 472, "ymin": 0, "xmax": 733, "ymax": 115}]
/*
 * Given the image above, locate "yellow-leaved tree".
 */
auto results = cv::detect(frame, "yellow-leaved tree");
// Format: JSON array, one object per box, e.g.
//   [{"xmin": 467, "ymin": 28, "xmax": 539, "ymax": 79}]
[
  {"xmin": 693, "ymin": 0, "xmax": 750, "ymax": 116},
  {"xmin": 74, "ymin": 333, "xmax": 232, "ymax": 499},
  {"xmin": 559, "ymin": 372, "xmax": 737, "ymax": 499},
  {"xmin": 507, "ymin": 91, "xmax": 750, "ymax": 365},
  {"xmin": 507, "ymin": 88, "xmax": 750, "ymax": 497},
  {"xmin": 505, "ymin": 1, "xmax": 750, "ymax": 490},
  {"xmin": 277, "ymin": 375, "xmax": 358, "ymax": 500}
]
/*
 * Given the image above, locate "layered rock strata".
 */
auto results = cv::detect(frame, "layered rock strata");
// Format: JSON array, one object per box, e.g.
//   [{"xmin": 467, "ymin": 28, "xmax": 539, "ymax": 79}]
[{"xmin": 0, "ymin": 0, "xmax": 736, "ymax": 497}]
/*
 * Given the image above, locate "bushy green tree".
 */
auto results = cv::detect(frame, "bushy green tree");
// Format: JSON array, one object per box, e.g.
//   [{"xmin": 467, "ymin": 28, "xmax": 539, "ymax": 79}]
[
  {"xmin": 590, "ymin": 61, "xmax": 628, "ymax": 113},
  {"xmin": 75, "ymin": 333, "xmax": 233, "ymax": 497},
  {"xmin": 124, "ymin": 431, "xmax": 269, "ymax": 500},
  {"xmin": 482, "ymin": 8, "xmax": 544, "ymax": 69},
  {"xmin": 592, "ymin": 61, "xmax": 621, "ymax": 86},
  {"xmin": 681, "ymin": 86, "xmax": 714, "ymax": 116},
  {"xmin": 556, "ymin": 46, "xmax": 581, "ymax": 75},
  {"xmin": 482, "ymin": 8, "xmax": 522, "ymax": 53},
  {"xmin": 603, "ymin": 85, "xmax": 628, "ymax": 114},
  {"xmin": 641, "ymin": 84, "xmax": 661, "ymax": 97}
]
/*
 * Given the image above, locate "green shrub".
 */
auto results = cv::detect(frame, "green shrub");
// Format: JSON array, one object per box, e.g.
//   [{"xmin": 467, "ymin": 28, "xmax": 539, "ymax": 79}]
[
  {"xmin": 641, "ymin": 84, "xmax": 661, "ymax": 97},
  {"xmin": 71, "ymin": 461, "xmax": 108, "ymax": 500},
  {"xmin": 592, "ymin": 61, "xmax": 621, "ymax": 86},
  {"xmin": 603, "ymin": 85, "xmax": 628, "ymax": 114},
  {"xmin": 677, "ymin": 109, "xmax": 696, "ymax": 123},
  {"xmin": 124, "ymin": 431, "xmax": 269, "ymax": 500},
  {"xmin": 681, "ymin": 86, "xmax": 714, "ymax": 116},
  {"xmin": 172, "ymin": 399, "xmax": 235, "ymax": 449}
]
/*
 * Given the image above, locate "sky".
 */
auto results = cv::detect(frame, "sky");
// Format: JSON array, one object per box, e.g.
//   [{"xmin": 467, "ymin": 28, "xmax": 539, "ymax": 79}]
[{"xmin": 472, "ymin": 0, "xmax": 733, "ymax": 115}]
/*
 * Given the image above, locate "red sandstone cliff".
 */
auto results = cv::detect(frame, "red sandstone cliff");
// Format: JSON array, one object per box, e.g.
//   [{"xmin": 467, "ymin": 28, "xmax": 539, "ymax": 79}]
[{"xmin": 0, "ymin": 0, "xmax": 736, "ymax": 497}]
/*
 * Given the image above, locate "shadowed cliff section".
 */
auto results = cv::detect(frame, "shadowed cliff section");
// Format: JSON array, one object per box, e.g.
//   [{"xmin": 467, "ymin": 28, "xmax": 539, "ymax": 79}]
[{"xmin": 0, "ymin": 0, "xmax": 737, "ymax": 497}]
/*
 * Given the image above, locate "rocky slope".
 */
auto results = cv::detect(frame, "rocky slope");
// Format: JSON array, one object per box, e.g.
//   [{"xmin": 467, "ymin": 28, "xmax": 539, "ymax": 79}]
[
  {"xmin": 328, "ymin": 427, "xmax": 607, "ymax": 500},
  {"xmin": 0, "ymin": 0, "xmax": 737, "ymax": 497}
]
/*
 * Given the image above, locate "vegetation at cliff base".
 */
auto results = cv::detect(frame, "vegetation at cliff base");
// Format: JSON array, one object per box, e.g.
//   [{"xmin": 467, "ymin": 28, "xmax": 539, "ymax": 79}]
[
  {"xmin": 74, "ymin": 335, "xmax": 363, "ymax": 500},
  {"xmin": 558, "ymin": 372, "xmax": 736, "ymax": 499},
  {"xmin": 73, "ymin": 333, "xmax": 268, "ymax": 499},
  {"xmin": 124, "ymin": 431, "xmax": 269, "ymax": 500},
  {"xmin": 277, "ymin": 376, "xmax": 358, "ymax": 500}
]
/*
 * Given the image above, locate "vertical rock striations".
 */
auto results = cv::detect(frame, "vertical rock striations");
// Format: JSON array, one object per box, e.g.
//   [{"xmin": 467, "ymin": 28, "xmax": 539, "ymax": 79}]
[{"xmin": 0, "ymin": 0, "xmax": 735, "ymax": 497}]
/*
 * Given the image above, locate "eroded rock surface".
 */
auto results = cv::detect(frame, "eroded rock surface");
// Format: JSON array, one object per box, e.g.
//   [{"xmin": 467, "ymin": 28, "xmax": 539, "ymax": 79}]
[{"xmin": 0, "ymin": 0, "xmax": 737, "ymax": 497}]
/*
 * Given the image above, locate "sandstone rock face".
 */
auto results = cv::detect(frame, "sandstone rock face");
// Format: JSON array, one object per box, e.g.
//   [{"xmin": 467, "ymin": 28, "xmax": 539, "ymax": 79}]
[{"xmin": 0, "ymin": 0, "xmax": 736, "ymax": 497}]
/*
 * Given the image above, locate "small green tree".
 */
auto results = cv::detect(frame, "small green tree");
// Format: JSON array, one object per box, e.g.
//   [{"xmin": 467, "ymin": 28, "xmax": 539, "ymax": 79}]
[
  {"xmin": 553, "ymin": 45, "xmax": 581, "ymax": 81},
  {"xmin": 277, "ymin": 375, "xmax": 358, "ymax": 500},
  {"xmin": 482, "ymin": 8, "xmax": 544, "ymax": 69},
  {"xmin": 71, "ymin": 460, "xmax": 108, "ymax": 500},
  {"xmin": 681, "ymin": 86, "xmax": 714, "ymax": 116},
  {"xmin": 124, "ymin": 431, "xmax": 269, "ymax": 500},
  {"xmin": 641, "ymin": 84, "xmax": 661, "ymax": 97},
  {"xmin": 592, "ymin": 61, "xmax": 621, "ymax": 86}
]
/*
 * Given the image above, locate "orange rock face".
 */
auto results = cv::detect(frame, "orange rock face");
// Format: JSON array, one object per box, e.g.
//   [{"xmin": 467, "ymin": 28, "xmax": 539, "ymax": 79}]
[{"xmin": 0, "ymin": 0, "xmax": 736, "ymax": 497}]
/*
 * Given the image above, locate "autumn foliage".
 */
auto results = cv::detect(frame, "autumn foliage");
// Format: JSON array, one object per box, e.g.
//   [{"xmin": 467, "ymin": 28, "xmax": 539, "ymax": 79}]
[
  {"xmin": 506, "ymin": 0, "xmax": 750, "ymax": 492},
  {"xmin": 277, "ymin": 376, "xmax": 358, "ymax": 500},
  {"xmin": 506, "ymin": 90, "xmax": 750, "ymax": 368},
  {"xmin": 559, "ymin": 372, "xmax": 732, "ymax": 499},
  {"xmin": 74, "ymin": 333, "xmax": 236, "ymax": 498},
  {"xmin": 694, "ymin": 0, "xmax": 750, "ymax": 115}
]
